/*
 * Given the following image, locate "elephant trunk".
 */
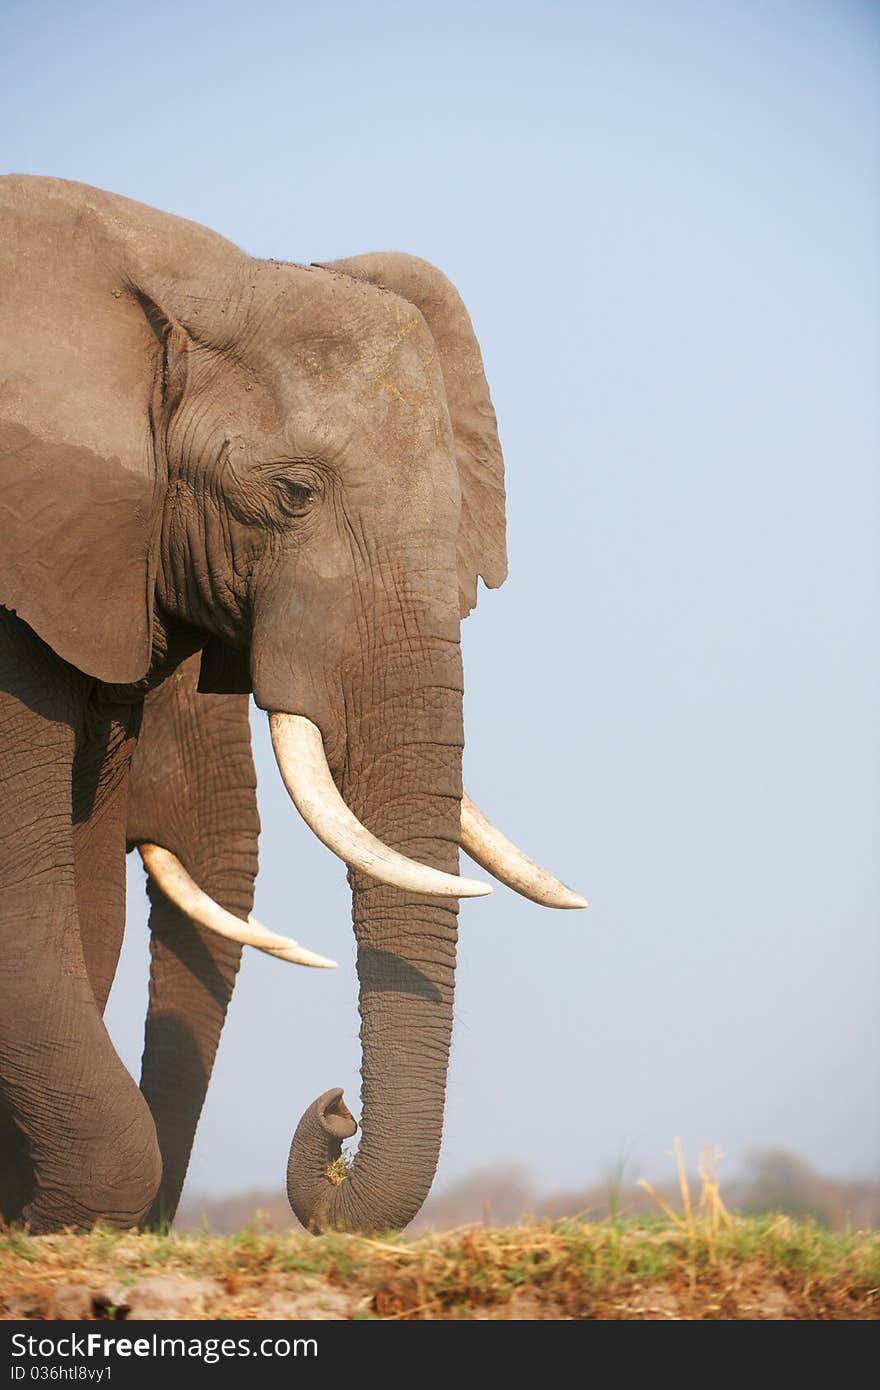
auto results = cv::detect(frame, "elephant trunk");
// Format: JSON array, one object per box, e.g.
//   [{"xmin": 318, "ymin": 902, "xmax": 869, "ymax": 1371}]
[
  {"xmin": 286, "ymin": 635, "xmax": 462, "ymax": 1232},
  {"xmin": 288, "ymin": 879, "xmax": 458, "ymax": 1231}
]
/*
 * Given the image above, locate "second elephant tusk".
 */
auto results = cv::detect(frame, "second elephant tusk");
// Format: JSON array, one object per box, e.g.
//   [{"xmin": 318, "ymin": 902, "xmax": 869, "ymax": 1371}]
[
  {"xmin": 137, "ymin": 843, "xmax": 338, "ymax": 968},
  {"xmin": 460, "ymin": 794, "xmax": 588, "ymax": 909},
  {"xmin": 269, "ymin": 712, "xmax": 491, "ymax": 899}
]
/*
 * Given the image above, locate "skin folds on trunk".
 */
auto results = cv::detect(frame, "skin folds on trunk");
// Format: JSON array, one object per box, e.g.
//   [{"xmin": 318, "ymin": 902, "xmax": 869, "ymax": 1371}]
[{"xmin": 287, "ymin": 633, "xmax": 463, "ymax": 1232}]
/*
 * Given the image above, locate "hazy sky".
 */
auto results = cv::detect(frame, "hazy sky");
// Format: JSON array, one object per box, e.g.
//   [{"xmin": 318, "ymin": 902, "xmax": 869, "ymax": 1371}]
[{"xmin": 3, "ymin": 0, "xmax": 878, "ymax": 1203}]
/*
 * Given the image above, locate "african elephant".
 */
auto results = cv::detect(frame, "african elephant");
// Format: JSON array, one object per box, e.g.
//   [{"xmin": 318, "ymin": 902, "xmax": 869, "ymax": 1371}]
[{"xmin": 0, "ymin": 176, "xmax": 585, "ymax": 1234}]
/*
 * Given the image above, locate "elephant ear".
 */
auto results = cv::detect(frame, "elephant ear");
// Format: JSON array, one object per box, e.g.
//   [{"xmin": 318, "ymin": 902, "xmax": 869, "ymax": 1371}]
[
  {"xmin": 0, "ymin": 288, "xmax": 187, "ymax": 684},
  {"xmin": 319, "ymin": 253, "xmax": 508, "ymax": 617}
]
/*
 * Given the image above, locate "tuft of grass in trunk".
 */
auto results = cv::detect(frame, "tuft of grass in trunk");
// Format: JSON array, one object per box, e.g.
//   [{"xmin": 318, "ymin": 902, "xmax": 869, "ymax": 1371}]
[{"xmin": 326, "ymin": 1155, "xmax": 350, "ymax": 1186}]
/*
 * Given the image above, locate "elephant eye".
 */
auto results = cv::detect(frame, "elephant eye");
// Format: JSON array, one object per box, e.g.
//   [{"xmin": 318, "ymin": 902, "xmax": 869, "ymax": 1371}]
[{"xmin": 278, "ymin": 478, "xmax": 318, "ymax": 518}]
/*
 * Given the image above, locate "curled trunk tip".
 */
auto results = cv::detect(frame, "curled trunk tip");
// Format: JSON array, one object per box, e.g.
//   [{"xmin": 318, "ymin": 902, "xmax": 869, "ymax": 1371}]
[{"xmin": 287, "ymin": 1088, "xmax": 358, "ymax": 1232}]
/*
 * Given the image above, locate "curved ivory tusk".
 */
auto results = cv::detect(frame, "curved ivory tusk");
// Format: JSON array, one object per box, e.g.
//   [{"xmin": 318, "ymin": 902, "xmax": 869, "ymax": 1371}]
[
  {"xmin": 137, "ymin": 843, "xmax": 338, "ymax": 968},
  {"xmin": 460, "ymin": 794, "xmax": 588, "ymax": 909},
  {"xmin": 269, "ymin": 713, "xmax": 491, "ymax": 899}
]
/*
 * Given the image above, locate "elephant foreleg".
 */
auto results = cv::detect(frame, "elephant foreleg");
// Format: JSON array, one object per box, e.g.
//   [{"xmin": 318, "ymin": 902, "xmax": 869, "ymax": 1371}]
[
  {"xmin": 127, "ymin": 655, "xmax": 259, "ymax": 1227},
  {"xmin": 0, "ymin": 699, "xmax": 138, "ymax": 1221},
  {"xmin": 139, "ymin": 886, "xmax": 244, "ymax": 1227},
  {"xmin": 0, "ymin": 610, "xmax": 161, "ymax": 1232}
]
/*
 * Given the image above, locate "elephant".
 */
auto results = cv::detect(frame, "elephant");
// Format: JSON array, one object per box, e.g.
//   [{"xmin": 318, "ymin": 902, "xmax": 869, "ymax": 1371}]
[{"xmin": 0, "ymin": 175, "xmax": 585, "ymax": 1235}]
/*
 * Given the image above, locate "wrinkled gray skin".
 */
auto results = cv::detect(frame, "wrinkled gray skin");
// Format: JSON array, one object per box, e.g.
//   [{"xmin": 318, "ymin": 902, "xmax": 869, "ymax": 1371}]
[{"xmin": 0, "ymin": 177, "xmax": 507, "ymax": 1233}]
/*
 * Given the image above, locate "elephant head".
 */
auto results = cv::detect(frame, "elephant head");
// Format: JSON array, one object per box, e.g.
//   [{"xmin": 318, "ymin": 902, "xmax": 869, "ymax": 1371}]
[{"xmin": 0, "ymin": 177, "xmax": 584, "ymax": 1232}]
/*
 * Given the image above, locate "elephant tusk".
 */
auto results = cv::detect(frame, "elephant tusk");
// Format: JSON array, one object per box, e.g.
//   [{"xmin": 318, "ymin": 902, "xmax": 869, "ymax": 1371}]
[
  {"xmin": 137, "ymin": 843, "xmax": 338, "ymax": 968},
  {"xmin": 269, "ymin": 712, "xmax": 491, "ymax": 899},
  {"xmin": 460, "ymin": 793, "xmax": 588, "ymax": 909}
]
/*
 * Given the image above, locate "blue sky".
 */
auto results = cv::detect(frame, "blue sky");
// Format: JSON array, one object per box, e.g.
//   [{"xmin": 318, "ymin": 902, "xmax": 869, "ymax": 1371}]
[{"xmin": 3, "ymin": 0, "xmax": 878, "ymax": 1202}]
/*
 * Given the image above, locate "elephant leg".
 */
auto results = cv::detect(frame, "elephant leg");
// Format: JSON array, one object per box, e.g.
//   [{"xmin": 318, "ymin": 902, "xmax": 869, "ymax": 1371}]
[
  {"xmin": 0, "ymin": 1099, "xmax": 31, "ymax": 1224},
  {"xmin": 0, "ymin": 610, "xmax": 161, "ymax": 1232},
  {"xmin": 139, "ymin": 884, "xmax": 244, "ymax": 1227},
  {"xmin": 126, "ymin": 655, "xmax": 259, "ymax": 1227},
  {"xmin": 72, "ymin": 700, "xmax": 141, "ymax": 1014},
  {"xmin": 0, "ymin": 698, "xmax": 137, "ymax": 1222}
]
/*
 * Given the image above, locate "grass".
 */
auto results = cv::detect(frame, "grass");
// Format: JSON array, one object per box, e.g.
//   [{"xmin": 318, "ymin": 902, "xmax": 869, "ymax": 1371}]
[
  {"xmin": 0, "ymin": 1150, "xmax": 876, "ymax": 1319},
  {"xmin": 0, "ymin": 1218, "xmax": 875, "ymax": 1319}
]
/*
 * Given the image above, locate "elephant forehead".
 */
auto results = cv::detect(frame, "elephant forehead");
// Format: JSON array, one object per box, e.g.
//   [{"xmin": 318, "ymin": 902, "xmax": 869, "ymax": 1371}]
[
  {"xmin": 256, "ymin": 267, "xmax": 445, "ymax": 396},
  {"xmin": 268, "ymin": 346, "xmax": 454, "ymax": 465},
  {"xmin": 279, "ymin": 385, "xmax": 455, "ymax": 479},
  {"xmin": 223, "ymin": 264, "xmax": 457, "ymax": 463}
]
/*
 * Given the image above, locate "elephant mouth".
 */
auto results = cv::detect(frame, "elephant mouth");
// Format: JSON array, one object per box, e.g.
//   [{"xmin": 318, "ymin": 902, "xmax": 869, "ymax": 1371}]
[{"xmin": 138, "ymin": 710, "xmax": 587, "ymax": 962}]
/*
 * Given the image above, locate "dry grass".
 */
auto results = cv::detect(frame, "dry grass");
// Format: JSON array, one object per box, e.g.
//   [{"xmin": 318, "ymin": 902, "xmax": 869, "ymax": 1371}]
[
  {"xmin": 0, "ymin": 1213, "xmax": 876, "ymax": 1319},
  {"xmin": 0, "ymin": 1146, "xmax": 876, "ymax": 1320}
]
